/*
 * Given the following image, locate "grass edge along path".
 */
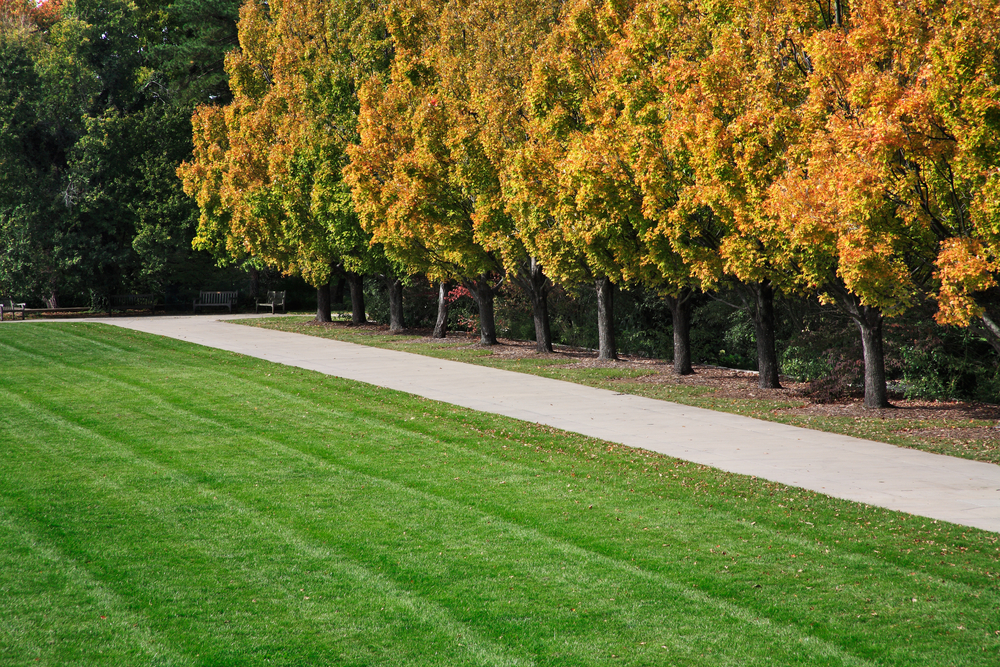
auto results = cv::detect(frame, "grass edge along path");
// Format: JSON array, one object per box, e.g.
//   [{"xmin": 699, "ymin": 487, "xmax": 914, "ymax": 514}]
[
  {"xmin": 238, "ymin": 316, "xmax": 1000, "ymax": 466},
  {"xmin": 2, "ymin": 323, "xmax": 1000, "ymax": 665}
]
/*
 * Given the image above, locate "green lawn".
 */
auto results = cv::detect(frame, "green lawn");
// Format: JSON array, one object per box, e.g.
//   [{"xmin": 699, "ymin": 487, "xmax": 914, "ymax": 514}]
[{"xmin": 2, "ymin": 324, "xmax": 999, "ymax": 666}]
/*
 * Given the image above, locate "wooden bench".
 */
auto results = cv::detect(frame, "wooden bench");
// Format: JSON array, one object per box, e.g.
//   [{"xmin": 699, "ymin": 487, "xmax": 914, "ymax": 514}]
[
  {"xmin": 109, "ymin": 293, "xmax": 161, "ymax": 315},
  {"xmin": 0, "ymin": 297, "xmax": 25, "ymax": 321},
  {"xmin": 193, "ymin": 290, "xmax": 238, "ymax": 313},
  {"xmin": 256, "ymin": 290, "xmax": 287, "ymax": 314}
]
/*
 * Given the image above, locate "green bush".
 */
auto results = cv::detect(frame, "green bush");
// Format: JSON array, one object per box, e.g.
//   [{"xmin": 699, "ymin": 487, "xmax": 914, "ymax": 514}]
[
  {"xmin": 900, "ymin": 326, "xmax": 1000, "ymax": 403},
  {"xmin": 780, "ymin": 345, "xmax": 833, "ymax": 382},
  {"xmin": 364, "ymin": 276, "xmax": 452, "ymax": 330},
  {"xmin": 690, "ymin": 299, "xmax": 757, "ymax": 369}
]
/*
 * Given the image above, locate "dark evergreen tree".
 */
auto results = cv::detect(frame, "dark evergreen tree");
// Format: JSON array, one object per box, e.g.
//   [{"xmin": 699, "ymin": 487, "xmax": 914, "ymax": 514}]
[{"xmin": 0, "ymin": 0, "xmax": 242, "ymax": 305}]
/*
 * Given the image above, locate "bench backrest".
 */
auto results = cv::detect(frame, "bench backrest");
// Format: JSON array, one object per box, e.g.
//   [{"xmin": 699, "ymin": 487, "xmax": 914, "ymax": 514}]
[
  {"xmin": 266, "ymin": 290, "xmax": 286, "ymax": 305},
  {"xmin": 199, "ymin": 291, "xmax": 238, "ymax": 304}
]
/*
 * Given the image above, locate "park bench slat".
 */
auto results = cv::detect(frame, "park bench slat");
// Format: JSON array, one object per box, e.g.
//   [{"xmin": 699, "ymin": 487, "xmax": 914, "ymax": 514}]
[
  {"xmin": 0, "ymin": 297, "xmax": 26, "ymax": 321},
  {"xmin": 193, "ymin": 290, "xmax": 238, "ymax": 313},
  {"xmin": 256, "ymin": 290, "xmax": 286, "ymax": 314}
]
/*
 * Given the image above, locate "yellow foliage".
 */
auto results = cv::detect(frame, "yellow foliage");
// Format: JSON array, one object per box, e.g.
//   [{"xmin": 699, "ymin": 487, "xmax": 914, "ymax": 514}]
[{"xmin": 934, "ymin": 238, "xmax": 997, "ymax": 326}]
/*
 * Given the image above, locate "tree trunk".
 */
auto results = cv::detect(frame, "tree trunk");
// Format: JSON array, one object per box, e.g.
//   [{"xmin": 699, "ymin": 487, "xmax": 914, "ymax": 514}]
[
  {"xmin": 347, "ymin": 272, "xmax": 367, "ymax": 324},
  {"xmin": 834, "ymin": 0, "xmax": 846, "ymax": 27},
  {"xmin": 316, "ymin": 282, "xmax": 332, "ymax": 323},
  {"xmin": 750, "ymin": 281, "xmax": 781, "ymax": 389},
  {"xmin": 468, "ymin": 276, "xmax": 498, "ymax": 346},
  {"xmin": 433, "ymin": 281, "xmax": 449, "ymax": 338},
  {"xmin": 526, "ymin": 257, "xmax": 553, "ymax": 353},
  {"xmin": 386, "ymin": 275, "xmax": 404, "ymax": 333},
  {"xmin": 45, "ymin": 287, "xmax": 58, "ymax": 309},
  {"xmin": 835, "ymin": 288, "xmax": 891, "ymax": 408},
  {"xmin": 857, "ymin": 309, "xmax": 890, "ymax": 408},
  {"xmin": 248, "ymin": 266, "xmax": 260, "ymax": 299},
  {"xmin": 666, "ymin": 292, "xmax": 693, "ymax": 375},
  {"xmin": 978, "ymin": 312, "xmax": 1000, "ymax": 357},
  {"xmin": 595, "ymin": 276, "xmax": 617, "ymax": 361}
]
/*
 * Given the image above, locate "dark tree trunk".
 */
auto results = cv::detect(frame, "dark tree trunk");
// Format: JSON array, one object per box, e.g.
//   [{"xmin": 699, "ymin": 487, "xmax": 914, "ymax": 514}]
[
  {"xmin": 468, "ymin": 276, "xmax": 498, "ymax": 345},
  {"xmin": 526, "ymin": 257, "xmax": 553, "ymax": 353},
  {"xmin": 749, "ymin": 281, "xmax": 781, "ymax": 389},
  {"xmin": 386, "ymin": 275, "xmax": 404, "ymax": 333},
  {"xmin": 978, "ymin": 312, "xmax": 1000, "ymax": 357},
  {"xmin": 433, "ymin": 281, "xmax": 449, "ymax": 338},
  {"xmin": 834, "ymin": 0, "xmax": 846, "ymax": 27},
  {"xmin": 834, "ymin": 288, "xmax": 891, "ymax": 408},
  {"xmin": 595, "ymin": 276, "xmax": 617, "ymax": 361},
  {"xmin": 857, "ymin": 309, "xmax": 890, "ymax": 409},
  {"xmin": 346, "ymin": 272, "xmax": 367, "ymax": 324},
  {"xmin": 665, "ymin": 292, "xmax": 693, "ymax": 375},
  {"xmin": 333, "ymin": 276, "xmax": 346, "ymax": 307},
  {"xmin": 248, "ymin": 266, "xmax": 260, "ymax": 299},
  {"xmin": 316, "ymin": 282, "xmax": 332, "ymax": 323}
]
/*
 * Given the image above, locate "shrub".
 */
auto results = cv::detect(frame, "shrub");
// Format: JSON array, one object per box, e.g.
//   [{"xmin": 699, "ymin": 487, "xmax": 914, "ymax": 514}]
[
  {"xmin": 780, "ymin": 345, "xmax": 833, "ymax": 382},
  {"xmin": 900, "ymin": 325, "xmax": 1000, "ymax": 403}
]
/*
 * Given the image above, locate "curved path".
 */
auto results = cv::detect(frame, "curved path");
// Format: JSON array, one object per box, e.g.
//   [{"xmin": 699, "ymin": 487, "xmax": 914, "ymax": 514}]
[{"xmin": 46, "ymin": 314, "xmax": 1000, "ymax": 532}]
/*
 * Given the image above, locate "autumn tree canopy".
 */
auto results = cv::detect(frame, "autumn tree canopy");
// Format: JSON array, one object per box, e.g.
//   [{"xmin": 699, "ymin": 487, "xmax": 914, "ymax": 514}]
[
  {"xmin": 766, "ymin": 0, "xmax": 958, "ymax": 407},
  {"xmin": 510, "ymin": 0, "xmax": 650, "ymax": 361},
  {"xmin": 179, "ymin": 0, "xmax": 394, "ymax": 323},
  {"xmin": 171, "ymin": 0, "xmax": 1000, "ymax": 407},
  {"xmin": 347, "ymin": 0, "xmax": 565, "ymax": 345},
  {"xmin": 924, "ymin": 0, "xmax": 1000, "ymax": 346}
]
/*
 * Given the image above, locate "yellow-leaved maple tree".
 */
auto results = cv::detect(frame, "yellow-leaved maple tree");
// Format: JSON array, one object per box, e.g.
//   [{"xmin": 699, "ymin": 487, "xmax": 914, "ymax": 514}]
[
  {"xmin": 768, "ymin": 0, "xmax": 956, "ymax": 407},
  {"xmin": 923, "ymin": 0, "xmax": 1000, "ymax": 353},
  {"xmin": 347, "ymin": 0, "xmax": 563, "ymax": 346},
  {"xmin": 347, "ymin": 0, "xmax": 503, "ymax": 344},
  {"xmin": 445, "ymin": 0, "xmax": 565, "ymax": 352},
  {"xmin": 179, "ymin": 0, "xmax": 394, "ymax": 324},
  {"xmin": 618, "ymin": 0, "xmax": 823, "ymax": 387},
  {"xmin": 510, "ymin": 0, "xmax": 651, "ymax": 361}
]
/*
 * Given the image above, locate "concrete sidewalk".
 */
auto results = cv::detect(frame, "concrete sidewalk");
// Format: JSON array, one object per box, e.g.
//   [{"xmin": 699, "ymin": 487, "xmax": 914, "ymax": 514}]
[{"xmin": 48, "ymin": 314, "xmax": 1000, "ymax": 532}]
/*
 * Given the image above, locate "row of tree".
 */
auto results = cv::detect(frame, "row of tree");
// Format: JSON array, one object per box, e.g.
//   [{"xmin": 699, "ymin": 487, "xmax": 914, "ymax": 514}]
[
  {"xmin": 180, "ymin": 0, "xmax": 1000, "ymax": 408},
  {"xmin": 7, "ymin": 0, "xmax": 994, "ymax": 408}
]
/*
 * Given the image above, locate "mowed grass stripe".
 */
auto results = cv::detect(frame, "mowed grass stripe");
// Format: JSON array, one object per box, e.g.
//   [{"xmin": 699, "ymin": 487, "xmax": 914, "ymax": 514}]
[
  {"xmin": 2, "ymin": 351, "xmax": 865, "ymax": 667},
  {"xmin": 0, "ymin": 324, "xmax": 984, "ymax": 667},
  {"xmin": 0, "ymin": 503, "xmax": 189, "ymax": 666},
  {"xmin": 0, "ymin": 326, "xmax": 984, "ymax": 664},
  {"xmin": 0, "ymin": 388, "xmax": 535, "ymax": 667},
  {"xmin": 0, "ymin": 334, "xmax": 944, "ymax": 612},
  {"xmin": 21, "ymin": 330, "xmax": 995, "ymax": 611},
  {"xmin": 1, "ymin": 325, "xmax": 998, "ymax": 665}
]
